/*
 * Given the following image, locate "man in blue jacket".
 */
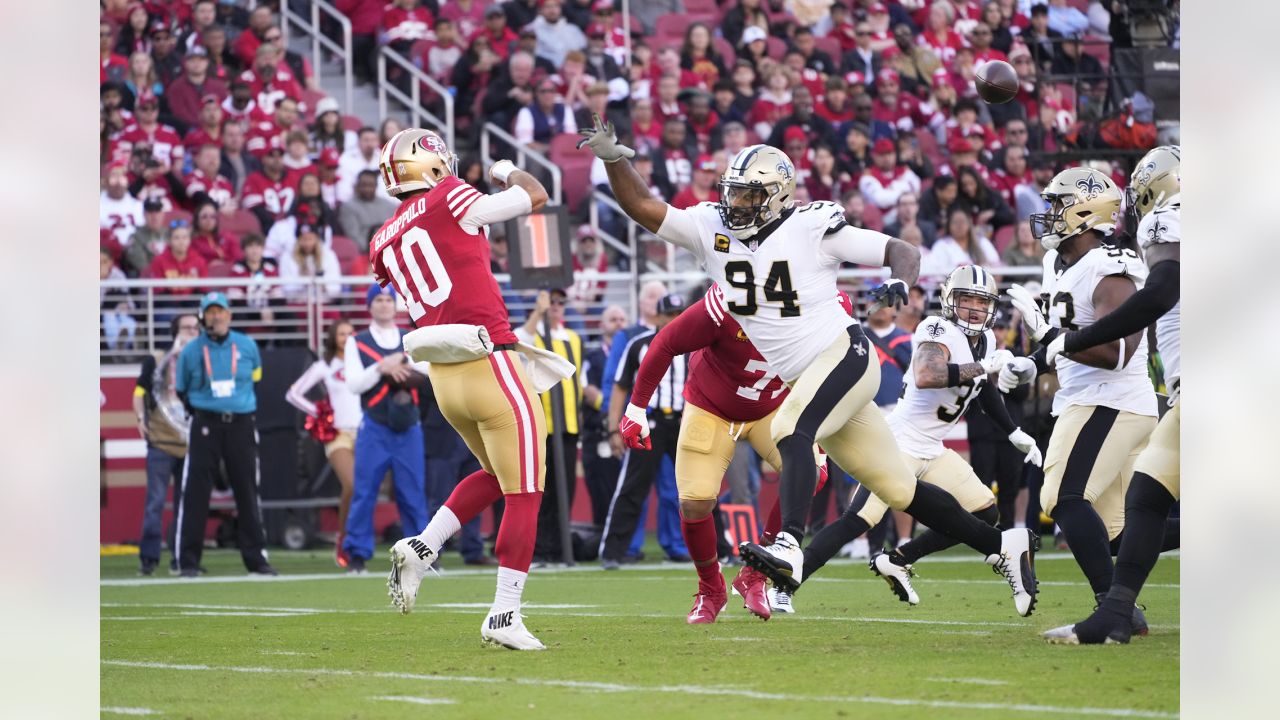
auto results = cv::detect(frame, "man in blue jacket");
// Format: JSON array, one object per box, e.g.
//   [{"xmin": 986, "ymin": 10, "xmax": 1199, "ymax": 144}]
[{"xmin": 174, "ymin": 291, "xmax": 276, "ymax": 577}]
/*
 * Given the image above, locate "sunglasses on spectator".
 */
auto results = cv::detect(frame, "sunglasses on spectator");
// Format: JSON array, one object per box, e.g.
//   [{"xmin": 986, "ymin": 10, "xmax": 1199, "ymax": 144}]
[
  {"xmin": 551, "ymin": 298, "xmax": 567, "ymax": 306},
  {"xmin": 1008, "ymin": 128, "xmax": 1027, "ymax": 135},
  {"xmin": 100, "ymin": 30, "xmax": 112, "ymax": 38},
  {"xmin": 855, "ymin": 31, "xmax": 872, "ymax": 37}
]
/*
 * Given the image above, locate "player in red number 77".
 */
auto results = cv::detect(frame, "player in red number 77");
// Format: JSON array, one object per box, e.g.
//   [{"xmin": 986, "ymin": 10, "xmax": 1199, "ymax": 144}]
[
  {"xmin": 371, "ymin": 128, "xmax": 554, "ymax": 651},
  {"xmin": 618, "ymin": 284, "xmax": 853, "ymax": 622}
]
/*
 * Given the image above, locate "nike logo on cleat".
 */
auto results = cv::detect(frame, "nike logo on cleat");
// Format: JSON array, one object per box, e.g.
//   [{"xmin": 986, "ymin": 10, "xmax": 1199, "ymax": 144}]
[
  {"xmin": 488, "ymin": 611, "xmax": 514, "ymax": 630},
  {"xmin": 407, "ymin": 538, "xmax": 434, "ymax": 561}
]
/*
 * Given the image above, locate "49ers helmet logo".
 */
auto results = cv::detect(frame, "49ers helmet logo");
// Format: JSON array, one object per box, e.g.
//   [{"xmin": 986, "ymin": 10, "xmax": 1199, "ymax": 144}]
[{"xmin": 419, "ymin": 134, "xmax": 448, "ymax": 153}]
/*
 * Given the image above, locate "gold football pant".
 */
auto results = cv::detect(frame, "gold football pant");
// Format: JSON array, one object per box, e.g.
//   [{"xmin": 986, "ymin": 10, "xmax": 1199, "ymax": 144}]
[
  {"xmin": 426, "ymin": 350, "xmax": 547, "ymax": 495},
  {"xmin": 1041, "ymin": 404, "xmax": 1157, "ymax": 540},
  {"xmin": 771, "ymin": 328, "xmax": 917, "ymax": 510},
  {"xmin": 675, "ymin": 403, "xmax": 782, "ymax": 501},
  {"xmin": 853, "ymin": 449, "xmax": 997, "ymax": 526},
  {"xmin": 1132, "ymin": 401, "xmax": 1179, "ymax": 499}
]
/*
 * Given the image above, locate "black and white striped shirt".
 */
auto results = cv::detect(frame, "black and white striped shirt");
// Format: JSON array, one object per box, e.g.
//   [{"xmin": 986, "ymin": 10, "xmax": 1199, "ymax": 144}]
[{"xmin": 615, "ymin": 330, "xmax": 687, "ymax": 414}]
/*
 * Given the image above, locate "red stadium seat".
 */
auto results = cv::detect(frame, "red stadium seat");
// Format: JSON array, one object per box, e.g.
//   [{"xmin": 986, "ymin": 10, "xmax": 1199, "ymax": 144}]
[
  {"xmin": 342, "ymin": 114, "xmax": 364, "ymax": 132},
  {"xmin": 655, "ymin": 14, "xmax": 688, "ymax": 40},
  {"xmin": 712, "ymin": 37, "xmax": 737, "ymax": 67},
  {"xmin": 915, "ymin": 128, "xmax": 944, "ymax": 169},
  {"xmin": 300, "ymin": 89, "xmax": 326, "ymax": 122},
  {"xmin": 993, "ymin": 223, "xmax": 1015, "ymax": 254},
  {"xmin": 765, "ymin": 36, "xmax": 787, "ymax": 61},
  {"xmin": 549, "ymin": 132, "xmax": 595, "ymax": 213},
  {"xmin": 1055, "ymin": 82, "xmax": 1078, "ymax": 111},
  {"xmin": 346, "ymin": 255, "xmax": 370, "ymax": 276},
  {"xmin": 221, "ymin": 210, "xmax": 262, "ymax": 237},
  {"xmin": 684, "ymin": 0, "xmax": 721, "ymax": 18},
  {"xmin": 207, "ymin": 260, "xmax": 232, "ymax": 278},
  {"xmin": 862, "ymin": 203, "xmax": 884, "ymax": 232},
  {"xmin": 329, "ymin": 234, "xmax": 360, "ymax": 266},
  {"xmin": 814, "ymin": 36, "xmax": 843, "ymax": 64}
]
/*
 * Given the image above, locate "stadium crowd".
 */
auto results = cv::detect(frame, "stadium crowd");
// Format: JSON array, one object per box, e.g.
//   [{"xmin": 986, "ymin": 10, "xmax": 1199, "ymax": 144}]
[{"xmin": 101, "ymin": 0, "xmax": 1177, "ymax": 569}]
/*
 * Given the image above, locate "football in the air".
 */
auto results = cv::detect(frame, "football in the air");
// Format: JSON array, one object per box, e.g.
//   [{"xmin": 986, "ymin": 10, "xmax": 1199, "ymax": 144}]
[{"xmin": 975, "ymin": 60, "xmax": 1019, "ymax": 104}]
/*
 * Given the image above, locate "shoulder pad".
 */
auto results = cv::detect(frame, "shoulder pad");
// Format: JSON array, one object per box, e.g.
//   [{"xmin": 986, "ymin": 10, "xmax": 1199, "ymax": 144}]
[
  {"xmin": 913, "ymin": 315, "xmax": 953, "ymax": 346},
  {"xmin": 1139, "ymin": 206, "xmax": 1181, "ymax": 248}
]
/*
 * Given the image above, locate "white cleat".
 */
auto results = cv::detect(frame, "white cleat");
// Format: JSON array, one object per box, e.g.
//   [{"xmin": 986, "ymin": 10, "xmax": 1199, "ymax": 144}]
[
  {"xmin": 842, "ymin": 537, "xmax": 870, "ymax": 559},
  {"xmin": 767, "ymin": 587, "xmax": 795, "ymax": 614},
  {"xmin": 387, "ymin": 537, "xmax": 437, "ymax": 615},
  {"xmin": 871, "ymin": 553, "xmax": 920, "ymax": 605},
  {"xmin": 481, "ymin": 608, "xmax": 546, "ymax": 650},
  {"xmin": 986, "ymin": 528, "xmax": 1039, "ymax": 617},
  {"xmin": 1042, "ymin": 624, "xmax": 1084, "ymax": 645},
  {"xmin": 738, "ymin": 532, "xmax": 806, "ymax": 594}
]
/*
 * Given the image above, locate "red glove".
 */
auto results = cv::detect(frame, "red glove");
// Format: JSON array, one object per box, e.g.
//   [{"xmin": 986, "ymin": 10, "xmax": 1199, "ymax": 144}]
[
  {"xmin": 619, "ymin": 402, "xmax": 651, "ymax": 450},
  {"xmin": 814, "ymin": 446, "xmax": 829, "ymax": 493}
]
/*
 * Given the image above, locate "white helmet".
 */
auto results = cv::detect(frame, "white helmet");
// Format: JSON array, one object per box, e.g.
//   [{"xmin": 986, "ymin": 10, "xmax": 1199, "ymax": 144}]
[
  {"xmin": 940, "ymin": 264, "xmax": 999, "ymax": 336},
  {"xmin": 1126, "ymin": 145, "xmax": 1180, "ymax": 227},
  {"xmin": 1029, "ymin": 167, "xmax": 1121, "ymax": 251},
  {"xmin": 719, "ymin": 144, "xmax": 797, "ymax": 239}
]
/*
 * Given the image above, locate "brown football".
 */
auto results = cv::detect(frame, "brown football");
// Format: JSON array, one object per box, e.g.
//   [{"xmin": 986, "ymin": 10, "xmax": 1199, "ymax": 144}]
[{"xmin": 975, "ymin": 60, "xmax": 1019, "ymax": 104}]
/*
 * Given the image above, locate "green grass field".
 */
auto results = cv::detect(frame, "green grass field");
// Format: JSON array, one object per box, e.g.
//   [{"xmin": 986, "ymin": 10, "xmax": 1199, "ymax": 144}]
[{"xmin": 101, "ymin": 544, "xmax": 1178, "ymax": 719}]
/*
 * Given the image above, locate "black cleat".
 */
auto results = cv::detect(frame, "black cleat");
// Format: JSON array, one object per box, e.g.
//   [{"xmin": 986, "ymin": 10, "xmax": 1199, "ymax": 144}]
[
  {"xmin": 737, "ymin": 534, "xmax": 804, "ymax": 594},
  {"xmin": 1044, "ymin": 605, "xmax": 1132, "ymax": 645},
  {"xmin": 1095, "ymin": 592, "xmax": 1148, "ymax": 637}
]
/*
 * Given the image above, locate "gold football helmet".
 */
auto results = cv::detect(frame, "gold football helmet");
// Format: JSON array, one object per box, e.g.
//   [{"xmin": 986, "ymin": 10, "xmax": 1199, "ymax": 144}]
[
  {"xmin": 1127, "ymin": 145, "xmax": 1180, "ymax": 220},
  {"xmin": 379, "ymin": 128, "xmax": 458, "ymax": 197},
  {"xmin": 719, "ymin": 144, "xmax": 797, "ymax": 239},
  {"xmin": 941, "ymin": 264, "xmax": 999, "ymax": 336},
  {"xmin": 1029, "ymin": 167, "xmax": 1121, "ymax": 251}
]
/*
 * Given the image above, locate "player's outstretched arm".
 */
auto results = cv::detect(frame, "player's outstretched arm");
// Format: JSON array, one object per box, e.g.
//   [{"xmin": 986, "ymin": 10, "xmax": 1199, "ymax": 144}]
[
  {"xmin": 578, "ymin": 113, "xmax": 681, "ymax": 239},
  {"xmin": 1061, "ymin": 245, "xmax": 1179, "ymax": 355}
]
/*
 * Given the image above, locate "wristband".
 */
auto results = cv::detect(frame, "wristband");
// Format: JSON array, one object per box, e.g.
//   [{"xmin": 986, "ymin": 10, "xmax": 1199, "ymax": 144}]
[
  {"xmin": 491, "ymin": 160, "xmax": 516, "ymax": 184},
  {"xmin": 1037, "ymin": 326, "xmax": 1060, "ymax": 348},
  {"xmin": 946, "ymin": 364, "xmax": 961, "ymax": 387},
  {"xmin": 1114, "ymin": 338, "xmax": 1126, "ymax": 371}
]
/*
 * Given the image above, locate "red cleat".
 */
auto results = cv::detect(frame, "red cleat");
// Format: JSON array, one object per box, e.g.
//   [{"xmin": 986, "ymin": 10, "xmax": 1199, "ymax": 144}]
[
  {"xmin": 731, "ymin": 565, "xmax": 771, "ymax": 621},
  {"xmin": 335, "ymin": 533, "xmax": 350, "ymax": 569},
  {"xmin": 687, "ymin": 584, "xmax": 728, "ymax": 624}
]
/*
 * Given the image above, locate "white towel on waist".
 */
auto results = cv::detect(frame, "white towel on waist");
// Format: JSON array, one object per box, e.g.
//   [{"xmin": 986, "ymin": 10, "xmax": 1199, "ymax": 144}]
[
  {"xmin": 513, "ymin": 342, "xmax": 576, "ymax": 393},
  {"xmin": 402, "ymin": 324, "xmax": 492, "ymax": 364}
]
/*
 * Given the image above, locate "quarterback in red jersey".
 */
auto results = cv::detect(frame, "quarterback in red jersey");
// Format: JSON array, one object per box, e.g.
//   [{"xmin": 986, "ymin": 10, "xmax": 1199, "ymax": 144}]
[
  {"xmin": 374, "ymin": 128, "xmax": 555, "ymax": 651},
  {"xmin": 619, "ymin": 286, "xmax": 852, "ymax": 623}
]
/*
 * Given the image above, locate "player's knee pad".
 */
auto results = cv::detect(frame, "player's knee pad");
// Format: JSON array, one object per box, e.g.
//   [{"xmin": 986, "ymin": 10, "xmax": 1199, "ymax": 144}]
[{"xmin": 973, "ymin": 504, "xmax": 999, "ymax": 527}]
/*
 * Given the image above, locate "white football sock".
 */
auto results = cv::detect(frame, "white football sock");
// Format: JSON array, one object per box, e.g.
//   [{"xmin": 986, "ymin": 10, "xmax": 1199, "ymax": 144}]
[
  {"xmin": 493, "ymin": 567, "xmax": 528, "ymax": 612},
  {"xmin": 418, "ymin": 506, "xmax": 460, "ymax": 554}
]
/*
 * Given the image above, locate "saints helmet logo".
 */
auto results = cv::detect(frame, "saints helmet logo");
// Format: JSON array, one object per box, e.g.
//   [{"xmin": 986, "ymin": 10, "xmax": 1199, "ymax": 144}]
[
  {"xmin": 775, "ymin": 161, "xmax": 794, "ymax": 181},
  {"xmin": 1075, "ymin": 175, "xmax": 1105, "ymax": 197}
]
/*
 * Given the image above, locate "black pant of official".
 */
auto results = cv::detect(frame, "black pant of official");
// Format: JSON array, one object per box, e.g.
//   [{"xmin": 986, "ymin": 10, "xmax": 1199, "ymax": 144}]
[
  {"xmin": 599, "ymin": 413, "xmax": 681, "ymax": 561},
  {"xmin": 175, "ymin": 411, "xmax": 269, "ymax": 573},
  {"xmin": 582, "ymin": 433, "xmax": 620, "ymax": 528},
  {"xmin": 534, "ymin": 432, "xmax": 581, "ymax": 561}
]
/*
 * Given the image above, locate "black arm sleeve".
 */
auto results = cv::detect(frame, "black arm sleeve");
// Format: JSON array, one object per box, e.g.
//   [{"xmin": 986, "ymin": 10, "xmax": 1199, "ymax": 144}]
[
  {"xmin": 975, "ymin": 383, "xmax": 1018, "ymax": 435},
  {"xmin": 1064, "ymin": 260, "xmax": 1180, "ymax": 353}
]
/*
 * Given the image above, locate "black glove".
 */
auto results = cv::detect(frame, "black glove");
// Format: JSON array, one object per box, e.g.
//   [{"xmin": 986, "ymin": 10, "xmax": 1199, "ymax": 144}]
[{"xmin": 871, "ymin": 279, "xmax": 909, "ymax": 310}]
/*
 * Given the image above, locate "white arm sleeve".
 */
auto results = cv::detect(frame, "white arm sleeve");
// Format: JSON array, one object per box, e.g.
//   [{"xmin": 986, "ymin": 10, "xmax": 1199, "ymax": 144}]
[
  {"xmin": 458, "ymin": 185, "xmax": 533, "ymax": 235},
  {"xmin": 284, "ymin": 361, "xmax": 326, "ymax": 416},
  {"xmin": 344, "ymin": 335, "xmax": 382, "ymax": 395},
  {"xmin": 655, "ymin": 205, "xmax": 703, "ymax": 256},
  {"xmin": 818, "ymin": 225, "xmax": 891, "ymax": 268}
]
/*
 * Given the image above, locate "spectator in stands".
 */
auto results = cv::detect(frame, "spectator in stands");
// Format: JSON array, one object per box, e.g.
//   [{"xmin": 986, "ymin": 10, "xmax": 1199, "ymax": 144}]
[
  {"xmin": 627, "ymin": 96, "xmax": 662, "ymax": 155},
  {"xmin": 504, "ymin": 0, "xmax": 542, "ymax": 31},
  {"xmin": 248, "ymin": 96, "xmax": 301, "ymax": 157},
  {"xmin": 680, "ymin": 22, "xmax": 726, "ymax": 88},
  {"xmin": 185, "ymin": 144, "xmax": 236, "ymax": 210},
  {"xmin": 123, "ymin": 52, "xmax": 165, "ymax": 110},
  {"xmin": 1001, "ymin": 219, "xmax": 1044, "ymax": 267},
  {"xmin": 567, "ymin": 224, "xmax": 609, "ymax": 306},
  {"xmin": 1051, "ymin": 33, "xmax": 1105, "ymax": 81},
  {"xmin": 420, "ymin": 18, "xmax": 462, "ymax": 83},
  {"xmin": 336, "ymin": 127, "xmax": 380, "ymax": 204},
  {"xmin": 514, "ymin": 77, "xmax": 577, "ymax": 155},
  {"xmin": 1046, "ymin": 0, "xmax": 1090, "ymax": 36},
  {"xmin": 745, "ymin": 67, "xmax": 787, "ymax": 140},
  {"xmin": 873, "ymin": 68, "xmax": 942, "ymax": 135},
  {"xmin": 102, "ymin": 21, "xmax": 130, "ymax": 84},
  {"xmin": 652, "ymin": 74, "xmax": 685, "ymax": 129},
  {"xmin": 722, "ymin": 0, "xmax": 770, "ymax": 47},
  {"xmin": 438, "ymin": 0, "xmax": 486, "ymax": 41},
  {"xmin": 883, "ymin": 191, "xmax": 939, "ymax": 248},
  {"xmin": 919, "ymin": 173, "xmax": 960, "ymax": 229},
  {"xmin": 339, "ymin": 170, "xmax": 398, "ymax": 251},
  {"xmin": 898, "ymin": 131, "xmax": 936, "ymax": 181},
  {"xmin": 718, "ymin": 120, "xmax": 749, "ymax": 159},
  {"xmin": 124, "ymin": 199, "xmax": 168, "ymax": 277},
  {"xmin": 816, "ymin": 76, "xmax": 855, "ymax": 125},
  {"xmin": 115, "ymin": 4, "xmax": 152, "ymax": 57},
  {"xmin": 227, "ymin": 234, "xmax": 283, "ymax": 322},
  {"xmin": 583, "ymin": 23, "xmax": 626, "ymax": 93},
  {"xmin": 181, "ymin": 0, "xmax": 217, "ymax": 54},
  {"xmin": 737, "ymin": 26, "xmax": 770, "ymax": 77},
  {"xmin": 242, "ymin": 135, "xmax": 296, "ymax": 232},
  {"xmin": 101, "ymin": 161, "xmax": 145, "ymax": 250},
  {"xmin": 219, "ymin": 121, "xmax": 258, "ymax": 196},
  {"xmin": 651, "ymin": 118, "xmax": 698, "ymax": 201},
  {"xmin": 551, "ymin": 50, "xmax": 597, "ymax": 112},
  {"xmin": 101, "ymin": 248, "xmax": 137, "ymax": 351},
  {"xmin": 127, "ymin": 149, "xmax": 182, "ymax": 212},
  {"xmin": 805, "ymin": 144, "xmax": 846, "ymax": 203},
  {"xmin": 990, "ymin": 144, "xmax": 1033, "ymax": 209},
  {"xmin": 860, "ymin": 137, "xmax": 923, "ymax": 221},
  {"xmin": 843, "ymin": 19, "xmax": 884, "ymax": 87},
  {"xmin": 282, "ymin": 131, "xmax": 317, "ymax": 178},
  {"xmin": 279, "ymin": 222, "xmax": 342, "ymax": 303},
  {"xmin": 919, "ymin": 0, "xmax": 965, "ymax": 66},
  {"xmin": 292, "ymin": 175, "xmax": 341, "ymax": 235},
  {"xmin": 132, "ymin": 313, "xmax": 200, "ymax": 575},
  {"xmin": 836, "ymin": 120, "xmax": 871, "ymax": 177},
  {"xmin": 1024, "ymin": 3, "xmax": 1062, "ymax": 71},
  {"xmin": 317, "ymin": 150, "xmax": 342, "ymax": 210},
  {"xmin": 683, "ymin": 90, "xmax": 721, "ymax": 154},
  {"xmin": 940, "ymin": 134, "xmax": 989, "ymax": 182},
  {"xmin": 1016, "ymin": 158, "xmax": 1056, "ymax": 221},
  {"xmin": 899, "ymin": 226, "xmax": 931, "ymax": 270},
  {"xmin": 516, "ymin": 289, "xmax": 585, "ymax": 564},
  {"xmin": 789, "ymin": 25, "xmax": 835, "ymax": 75},
  {"xmin": 310, "ymin": 97, "xmax": 356, "ymax": 157},
  {"xmin": 147, "ymin": 220, "xmax": 208, "ymax": 299},
  {"xmin": 182, "ymin": 96, "xmax": 225, "ymax": 154},
  {"xmin": 332, "ymin": 1, "xmax": 380, "ymax": 84},
  {"xmin": 263, "ymin": 26, "xmax": 318, "ymax": 91},
  {"xmin": 150, "ymin": 21, "xmax": 184, "ymax": 88},
  {"xmin": 189, "ymin": 198, "xmax": 242, "ymax": 265},
  {"xmin": 956, "ymin": 165, "xmax": 1015, "ymax": 231},
  {"xmin": 234, "ymin": 5, "xmax": 276, "ymax": 68},
  {"xmin": 381, "ymin": 0, "xmax": 435, "ymax": 65},
  {"xmin": 220, "ymin": 77, "xmax": 258, "ymax": 126},
  {"xmin": 632, "ymin": 0, "xmax": 683, "ymax": 35},
  {"xmin": 588, "ymin": 0, "xmax": 628, "ymax": 66},
  {"xmin": 670, "ymin": 155, "xmax": 717, "ymax": 209},
  {"xmin": 841, "ymin": 187, "xmax": 868, "ymax": 229},
  {"xmin": 483, "ymin": 51, "xmax": 537, "ymax": 137},
  {"xmin": 981, "ymin": 0, "xmax": 1017, "ymax": 54},
  {"xmin": 968, "ymin": 20, "xmax": 1009, "ymax": 67},
  {"xmin": 922, "ymin": 207, "xmax": 1001, "ymax": 276},
  {"xmin": 241, "ymin": 43, "xmax": 304, "ymax": 116},
  {"xmin": 529, "ymin": 0, "xmax": 587, "ymax": 68},
  {"xmin": 884, "ymin": 22, "xmax": 942, "ymax": 93},
  {"xmin": 767, "ymin": 85, "xmax": 836, "ymax": 149},
  {"xmin": 201, "ymin": 25, "xmax": 236, "ymax": 81}
]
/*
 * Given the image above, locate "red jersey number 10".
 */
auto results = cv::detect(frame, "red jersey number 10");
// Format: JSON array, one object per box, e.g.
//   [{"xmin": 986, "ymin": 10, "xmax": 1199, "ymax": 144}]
[{"xmin": 385, "ymin": 226, "xmax": 453, "ymax": 316}]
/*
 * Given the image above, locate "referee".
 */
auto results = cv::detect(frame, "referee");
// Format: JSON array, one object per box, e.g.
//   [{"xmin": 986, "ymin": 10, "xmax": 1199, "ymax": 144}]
[
  {"xmin": 599, "ymin": 294, "xmax": 688, "ymax": 568},
  {"xmin": 174, "ymin": 291, "xmax": 276, "ymax": 577}
]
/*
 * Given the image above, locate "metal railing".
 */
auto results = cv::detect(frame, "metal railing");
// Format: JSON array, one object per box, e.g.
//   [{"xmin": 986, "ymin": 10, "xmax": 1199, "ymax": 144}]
[
  {"xmin": 480, "ymin": 122, "xmax": 564, "ymax": 205},
  {"xmin": 376, "ymin": 46, "xmax": 456, "ymax": 150},
  {"xmin": 99, "ymin": 266, "xmax": 1044, "ymax": 365},
  {"xmin": 280, "ymin": 0, "xmax": 355, "ymax": 115}
]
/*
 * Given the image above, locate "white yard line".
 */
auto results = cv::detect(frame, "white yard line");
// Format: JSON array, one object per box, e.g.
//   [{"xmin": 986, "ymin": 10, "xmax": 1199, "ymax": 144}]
[
  {"xmin": 370, "ymin": 695, "xmax": 457, "ymax": 706},
  {"xmin": 101, "ymin": 660, "xmax": 1177, "ymax": 718},
  {"xmin": 925, "ymin": 677, "xmax": 1011, "ymax": 686},
  {"xmin": 101, "ymin": 708, "xmax": 160, "ymax": 716}
]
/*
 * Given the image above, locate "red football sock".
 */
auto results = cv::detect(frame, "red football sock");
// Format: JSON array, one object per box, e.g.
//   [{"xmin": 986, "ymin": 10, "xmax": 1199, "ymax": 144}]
[
  {"xmin": 495, "ymin": 491, "xmax": 542, "ymax": 573},
  {"xmin": 761, "ymin": 499, "xmax": 781, "ymax": 545},
  {"xmin": 681, "ymin": 514, "xmax": 722, "ymax": 588},
  {"xmin": 444, "ymin": 469, "xmax": 503, "ymax": 525}
]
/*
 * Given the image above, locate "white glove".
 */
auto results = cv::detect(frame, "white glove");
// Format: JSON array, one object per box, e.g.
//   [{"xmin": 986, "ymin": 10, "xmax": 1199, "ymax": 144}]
[
  {"xmin": 489, "ymin": 159, "xmax": 517, "ymax": 185},
  {"xmin": 576, "ymin": 112, "xmax": 635, "ymax": 163},
  {"xmin": 979, "ymin": 348, "xmax": 1015, "ymax": 375},
  {"xmin": 1008, "ymin": 427, "xmax": 1043, "ymax": 467},
  {"xmin": 998, "ymin": 356, "xmax": 1037, "ymax": 393},
  {"xmin": 1007, "ymin": 284, "xmax": 1051, "ymax": 342},
  {"xmin": 1045, "ymin": 332, "xmax": 1066, "ymax": 367}
]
